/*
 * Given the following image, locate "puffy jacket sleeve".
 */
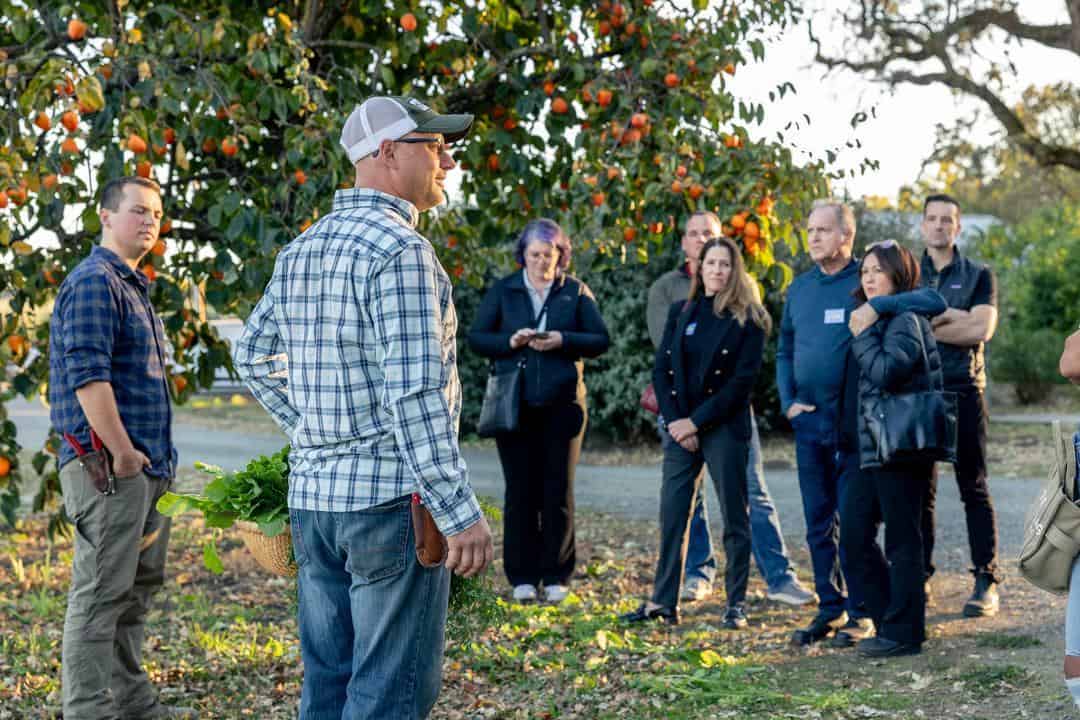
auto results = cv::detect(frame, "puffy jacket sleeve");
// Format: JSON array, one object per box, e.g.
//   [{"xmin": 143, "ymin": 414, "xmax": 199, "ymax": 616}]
[
  {"xmin": 852, "ymin": 312, "xmax": 925, "ymax": 392},
  {"xmin": 468, "ymin": 279, "xmax": 516, "ymax": 359},
  {"xmin": 560, "ymin": 281, "xmax": 610, "ymax": 359},
  {"xmin": 653, "ymin": 302, "xmax": 683, "ymax": 421},
  {"xmin": 689, "ymin": 321, "xmax": 766, "ymax": 432}
]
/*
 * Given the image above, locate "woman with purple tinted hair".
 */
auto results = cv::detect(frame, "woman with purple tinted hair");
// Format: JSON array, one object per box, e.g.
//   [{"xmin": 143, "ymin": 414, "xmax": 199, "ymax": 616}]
[{"xmin": 469, "ymin": 218, "xmax": 610, "ymax": 604}]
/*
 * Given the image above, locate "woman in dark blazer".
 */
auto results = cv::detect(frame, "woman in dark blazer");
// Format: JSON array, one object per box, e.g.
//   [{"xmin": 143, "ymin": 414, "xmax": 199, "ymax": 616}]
[
  {"xmin": 468, "ymin": 218, "xmax": 610, "ymax": 603},
  {"xmin": 840, "ymin": 240, "xmax": 947, "ymax": 658},
  {"xmin": 622, "ymin": 237, "xmax": 769, "ymax": 628}
]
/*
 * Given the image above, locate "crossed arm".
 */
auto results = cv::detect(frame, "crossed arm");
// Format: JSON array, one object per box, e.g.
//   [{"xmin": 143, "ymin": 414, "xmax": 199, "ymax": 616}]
[{"xmin": 931, "ymin": 305, "xmax": 998, "ymax": 346}]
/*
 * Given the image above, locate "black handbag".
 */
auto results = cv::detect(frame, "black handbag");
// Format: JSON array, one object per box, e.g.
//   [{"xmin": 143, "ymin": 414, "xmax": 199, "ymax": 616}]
[
  {"xmin": 476, "ymin": 358, "xmax": 525, "ymax": 437},
  {"xmin": 476, "ymin": 290, "xmax": 553, "ymax": 438},
  {"xmin": 861, "ymin": 319, "xmax": 958, "ymax": 465}
]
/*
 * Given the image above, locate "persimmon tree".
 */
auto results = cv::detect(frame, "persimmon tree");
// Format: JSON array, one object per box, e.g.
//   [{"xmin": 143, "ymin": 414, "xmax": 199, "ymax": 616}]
[{"xmin": 0, "ymin": 0, "xmax": 833, "ymax": 521}]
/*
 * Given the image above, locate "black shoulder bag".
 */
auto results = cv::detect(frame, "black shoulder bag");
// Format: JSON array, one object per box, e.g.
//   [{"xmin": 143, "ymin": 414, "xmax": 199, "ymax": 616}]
[
  {"xmin": 476, "ymin": 289, "xmax": 554, "ymax": 438},
  {"xmin": 861, "ymin": 318, "xmax": 959, "ymax": 465}
]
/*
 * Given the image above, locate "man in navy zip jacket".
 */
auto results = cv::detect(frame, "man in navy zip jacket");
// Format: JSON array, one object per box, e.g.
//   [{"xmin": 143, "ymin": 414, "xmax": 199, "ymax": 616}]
[
  {"xmin": 777, "ymin": 201, "xmax": 945, "ymax": 647},
  {"xmin": 919, "ymin": 193, "xmax": 1001, "ymax": 618}
]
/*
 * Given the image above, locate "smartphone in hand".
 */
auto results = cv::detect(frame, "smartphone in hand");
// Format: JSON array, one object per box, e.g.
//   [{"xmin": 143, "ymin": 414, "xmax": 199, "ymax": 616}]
[{"xmin": 532, "ymin": 331, "xmax": 550, "ymax": 340}]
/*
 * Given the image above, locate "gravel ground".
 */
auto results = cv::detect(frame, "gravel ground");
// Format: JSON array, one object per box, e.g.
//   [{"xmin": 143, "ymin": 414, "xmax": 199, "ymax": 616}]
[{"xmin": 9, "ymin": 396, "xmax": 1043, "ymax": 576}]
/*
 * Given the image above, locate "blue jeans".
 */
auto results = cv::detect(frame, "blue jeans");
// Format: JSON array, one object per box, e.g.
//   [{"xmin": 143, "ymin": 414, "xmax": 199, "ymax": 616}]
[
  {"xmin": 290, "ymin": 496, "xmax": 450, "ymax": 720},
  {"xmin": 794, "ymin": 436, "xmax": 866, "ymax": 619},
  {"xmin": 665, "ymin": 414, "xmax": 797, "ymax": 591}
]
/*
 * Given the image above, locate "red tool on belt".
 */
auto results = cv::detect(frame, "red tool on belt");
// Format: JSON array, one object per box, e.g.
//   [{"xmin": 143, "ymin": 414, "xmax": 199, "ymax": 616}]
[{"xmin": 63, "ymin": 429, "xmax": 116, "ymax": 495}]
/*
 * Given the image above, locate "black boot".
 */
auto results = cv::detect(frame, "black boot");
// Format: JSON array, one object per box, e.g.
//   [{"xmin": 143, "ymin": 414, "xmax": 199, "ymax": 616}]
[
  {"xmin": 791, "ymin": 611, "xmax": 847, "ymax": 646},
  {"xmin": 963, "ymin": 569, "xmax": 999, "ymax": 618}
]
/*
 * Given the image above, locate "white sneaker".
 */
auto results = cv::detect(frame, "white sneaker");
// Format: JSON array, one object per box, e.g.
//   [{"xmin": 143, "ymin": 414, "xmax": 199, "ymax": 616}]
[
  {"xmin": 766, "ymin": 577, "xmax": 817, "ymax": 606},
  {"xmin": 680, "ymin": 579, "xmax": 712, "ymax": 602},
  {"xmin": 544, "ymin": 584, "xmax": 569, "ymax": 603},
  {"xmin": 512, "ymin": 584, "xmax": 538, "ymax": 602}
]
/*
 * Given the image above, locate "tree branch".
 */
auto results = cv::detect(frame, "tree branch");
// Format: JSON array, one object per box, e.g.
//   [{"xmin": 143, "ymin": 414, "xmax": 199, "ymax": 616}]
[
  {"xmin": 444, "ymin": 43, "xmax": 623, "ymax": 114},
  {"xmin": 893, "ymin": 69, "xmax": 1080, "ymax": 170},
  {"xmin": 813, "ymin": 2, "xmax": 1080, "ymax": 172}
]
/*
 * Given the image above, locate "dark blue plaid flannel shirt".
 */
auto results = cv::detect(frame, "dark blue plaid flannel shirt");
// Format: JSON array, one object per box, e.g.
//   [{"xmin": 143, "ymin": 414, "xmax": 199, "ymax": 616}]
[
  {"xmin": 233, "ymin": 189, "xmax": 481, "ymax": 535},
  {"xmin": 49, "ymin": 246, "xmax": 176, "ymax": 478}
]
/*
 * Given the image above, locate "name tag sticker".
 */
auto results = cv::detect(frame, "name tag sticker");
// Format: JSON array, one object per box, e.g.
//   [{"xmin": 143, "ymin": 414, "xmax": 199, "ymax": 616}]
[
  {"xmin": 685, "ymin": 322, "xmax": 697, "ymax": 336},
  {"xmin": 950, "ymin": 283, "xmax": 962, "ymax": 289},
  {"xmin": 824, "ymin": 308, "xmax": 845, "ymax": 324}
]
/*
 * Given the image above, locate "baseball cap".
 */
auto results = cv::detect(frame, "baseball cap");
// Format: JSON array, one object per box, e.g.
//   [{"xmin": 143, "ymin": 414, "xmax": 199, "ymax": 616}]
[{"xmin": 340, "ymin": 96, "xmax": 474, "ymax": 163}]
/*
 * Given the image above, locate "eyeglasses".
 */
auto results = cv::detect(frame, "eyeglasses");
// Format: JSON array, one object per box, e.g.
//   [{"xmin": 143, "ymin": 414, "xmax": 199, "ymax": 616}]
[
  {"xmin": 372, "ymin": 137, "xmax": 449, "ymax": 158},
  {"xmin": 395, "ymin": 137, "xmax": 448, "ymax": 153}
]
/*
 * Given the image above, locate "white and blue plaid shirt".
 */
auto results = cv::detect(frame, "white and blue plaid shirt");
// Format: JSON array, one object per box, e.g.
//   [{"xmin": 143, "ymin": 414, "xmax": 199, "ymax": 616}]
[{"xmin": 233, "ymin": 188, "xmax": 481, "ymax": 535}]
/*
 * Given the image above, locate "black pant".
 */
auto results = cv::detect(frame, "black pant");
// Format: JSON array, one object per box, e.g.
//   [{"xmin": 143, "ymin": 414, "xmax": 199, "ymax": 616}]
[
  {"xmin": 495, "ymin": 401, "xmax": 586, "ymax": 587},
  {"xmin": 652, "ymin": 423, "xmax": 750, "ymax": 610},
  {"xmin": 841, "ymin": 460, "xmax": 932, "ymax": 645},
  {"xmin": 922, "ymin": 388, "xmax": 999, "ymax": 579}
]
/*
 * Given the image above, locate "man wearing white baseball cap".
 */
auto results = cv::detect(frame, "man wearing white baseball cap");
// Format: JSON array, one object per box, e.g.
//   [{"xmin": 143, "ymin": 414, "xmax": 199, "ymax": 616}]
[{"xmin": 234, "ymin": 95, "xmax": 492, "ymax": 719}]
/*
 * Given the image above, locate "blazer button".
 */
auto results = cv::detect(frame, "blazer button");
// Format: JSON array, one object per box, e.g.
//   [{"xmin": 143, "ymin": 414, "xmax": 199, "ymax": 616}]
[
  {"xmin": 671, "ymin": 390, "xmax": 677, "ymax": 396},
  {"xmin": 714, "ymin": 369, "xmax": 721, "ymax": 375},
  {"xmin": 721, "ymin": 349, "xmax": 728, "ymax": 355},
  {"xmin": 707, "ymin": 389, "xmax": 714, "ymax": 394},
  {"xmin": 668, "ymin": 370, "xmax": 674, "ymax": 376}
]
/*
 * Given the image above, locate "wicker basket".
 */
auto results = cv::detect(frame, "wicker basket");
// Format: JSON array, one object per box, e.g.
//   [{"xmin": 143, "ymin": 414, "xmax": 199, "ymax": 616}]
[{"xmin": 234, "ymin": 520, "xmax": 297, "ymax": 577}]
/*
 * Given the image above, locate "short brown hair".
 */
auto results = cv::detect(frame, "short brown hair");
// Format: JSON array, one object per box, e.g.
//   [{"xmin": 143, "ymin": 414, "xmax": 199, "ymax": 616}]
[
  {"xmin": 853, "ymin": 241, "xmax": 921, "ymax": 303},
  {"xmin": 923, "ymin": 193, "xmax": 960, "ymax": 216},
  {"xmin": 99, "ymin": 177, "xmax": 160, "ymax": 211}
]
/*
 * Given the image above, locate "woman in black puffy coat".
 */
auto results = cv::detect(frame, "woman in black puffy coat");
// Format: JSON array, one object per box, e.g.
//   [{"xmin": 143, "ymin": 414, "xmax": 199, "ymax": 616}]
[
  {"xmin": 840, "ymin": 240, "xmax": 947, "ymax": 658},
  {"xmin": 468, "ymin": 218, "xmax": 610, "ymax": 604}
]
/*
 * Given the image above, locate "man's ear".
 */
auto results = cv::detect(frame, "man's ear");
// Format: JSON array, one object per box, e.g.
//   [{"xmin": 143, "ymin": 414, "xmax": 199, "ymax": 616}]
[
  {"xmin": 377, "ymin": 138, "xmax": 397, "ymax": 166},
  {"xmin": 99, "ymin": 206, "xmax": 111, "ymax": 228}
]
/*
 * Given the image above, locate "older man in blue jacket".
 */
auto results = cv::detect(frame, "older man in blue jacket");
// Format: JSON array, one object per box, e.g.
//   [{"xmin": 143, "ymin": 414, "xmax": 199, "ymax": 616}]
[{"xmin": 778, "ymin": 201, "xmax": 945, "ymax": 648}]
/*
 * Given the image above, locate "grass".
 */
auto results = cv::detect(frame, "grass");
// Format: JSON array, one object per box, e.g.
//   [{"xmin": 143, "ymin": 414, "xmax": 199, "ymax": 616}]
[
  {"xmin": 0, "ymin": 507, "xmax": 1073, "ymax": 719},
  {"xmin": 955, "ymin": 664, "xmax": 1037, "ymax": 690},
  {"xmin": 975, "ymin": 633, "xmax": 1043, "ymax": 650},
  {"xmin": 3, "ymin": 396, "xmax": 1076, "ymax": 717}
]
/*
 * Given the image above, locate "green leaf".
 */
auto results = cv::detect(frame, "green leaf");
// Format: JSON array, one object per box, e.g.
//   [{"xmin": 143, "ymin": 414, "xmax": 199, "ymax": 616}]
[
  {"xmin": 226, "ymin": 211, "xmax": 248, "ymax": 241},
  {"xmin": 380, "ymin": 65, "xmax": 396, "ymax": 90},
  {"xmin": 81, "ymin": 207, "xmax": 102, "ymax": 234},
  {"xmin": 203, "ymin": 540, "xmax": 224, "ymax": 574},
  {"xmin": 257, "ymin": 515, "xmax": 287, "ymax": 537},
  {"xmin": 204, "ymin": 510, "xmax": 237, "ymax": 528},
  {"xmin": 156, "ymin": 491, "xmax": 189, "ymax": 516},
  {"xmin": 222, "ymin": 192, "xmax": 242, "ymax": 215},
  {"xmin": 204, "ymin": 477, "xmax": 232, "ymax": 503}
]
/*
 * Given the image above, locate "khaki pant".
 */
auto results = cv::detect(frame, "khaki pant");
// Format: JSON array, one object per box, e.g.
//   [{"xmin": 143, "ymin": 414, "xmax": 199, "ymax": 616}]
[{"xmin": 60, "ymin": 461, "xmax": 172, "ymax": 720}]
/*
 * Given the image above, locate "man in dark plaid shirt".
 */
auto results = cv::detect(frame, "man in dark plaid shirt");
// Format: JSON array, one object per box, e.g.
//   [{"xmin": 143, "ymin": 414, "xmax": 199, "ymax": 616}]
[
  {"xmin": 49, "ymin": 177, "xmax": 191, "ymax": 719},
  {"xmin": 234, "ymin": 96, "xmax": 493, "ymax": 719}
]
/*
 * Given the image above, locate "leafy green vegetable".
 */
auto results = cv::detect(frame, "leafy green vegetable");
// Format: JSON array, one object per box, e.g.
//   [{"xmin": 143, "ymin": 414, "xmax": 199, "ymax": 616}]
[{"xmin": 157, "ymin": 447, "xmax": 291, "ymax": 572}]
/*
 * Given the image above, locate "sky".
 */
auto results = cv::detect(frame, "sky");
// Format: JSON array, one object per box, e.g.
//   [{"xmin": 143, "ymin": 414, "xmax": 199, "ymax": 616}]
[{"xmin": 727, "ymin": 1, "xmax": 1080, "ymax": 202}]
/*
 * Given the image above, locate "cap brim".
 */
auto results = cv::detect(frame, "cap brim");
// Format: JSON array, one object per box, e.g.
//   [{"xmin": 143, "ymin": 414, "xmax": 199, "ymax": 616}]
[{"xmin": 416, "ymin": 113, "xmax": 474, "ymax": 144}]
